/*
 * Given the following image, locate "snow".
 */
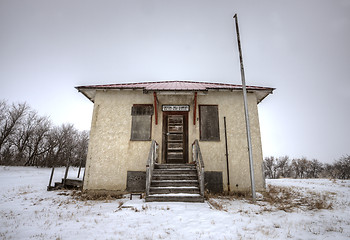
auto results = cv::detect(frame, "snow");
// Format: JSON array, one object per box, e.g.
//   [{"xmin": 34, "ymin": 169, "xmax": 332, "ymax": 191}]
[{"xmin": 1, "ymin": 166, "xmax": 350, "ymax": 240}]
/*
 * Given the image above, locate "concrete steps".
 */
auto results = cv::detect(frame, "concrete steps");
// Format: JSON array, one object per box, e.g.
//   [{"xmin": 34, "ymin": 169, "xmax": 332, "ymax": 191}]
[{"xmin": 146, "ymin": 164, "xmax": 204, "ymax": 202}]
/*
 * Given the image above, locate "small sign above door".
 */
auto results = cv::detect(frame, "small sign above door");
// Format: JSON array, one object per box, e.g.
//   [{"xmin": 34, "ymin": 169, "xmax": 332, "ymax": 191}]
[{"xmin": 162, "ymin": 105, "xmax": 190, "ymax": 112}]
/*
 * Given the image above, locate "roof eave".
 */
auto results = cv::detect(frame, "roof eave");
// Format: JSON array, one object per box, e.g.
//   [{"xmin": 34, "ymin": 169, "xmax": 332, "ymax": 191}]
[
  {"xmin": 256, "ymin": 88, "xmax": 275, "ymax": 104},
  {"xmin": 75, "ymin": 84, "xmax": 276, "ymax": 103},
  {"xmin": 76, "ymin": 87, "xmax": 96, "ymax": 103}
]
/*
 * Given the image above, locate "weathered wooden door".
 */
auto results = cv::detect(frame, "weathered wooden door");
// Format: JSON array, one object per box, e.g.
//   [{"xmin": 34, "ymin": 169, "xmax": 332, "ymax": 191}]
[{"xmin": 163, "ymin": 112, "xmax": 188, "ymax": 164}]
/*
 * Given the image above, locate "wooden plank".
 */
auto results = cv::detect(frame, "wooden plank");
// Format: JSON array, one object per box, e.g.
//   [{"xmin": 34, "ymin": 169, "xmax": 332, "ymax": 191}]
[
  {"xmin": 168, "ymin": 134, "xmax": 183, "ymax": 141},
  {"xmin": 131, "ymin": 105, "xmax": 153, "ymax": 115},
  {"xmin": 131, "ymin": 115, "xmax": 152, "ymax": 140},
  {"xmin": 168, "ymin": 142, "xmax": 183, "ymax": 150},
  {"xmin": 199, "ymin": 105, "xmax": 220, "ymax": 141},
  {"xmin": 168, "ymin": 125, "xmax": 183, "ymax": 132},
  {"xmin": 167, "ymin": 152, "xmax": 183, "ymax": 159}
]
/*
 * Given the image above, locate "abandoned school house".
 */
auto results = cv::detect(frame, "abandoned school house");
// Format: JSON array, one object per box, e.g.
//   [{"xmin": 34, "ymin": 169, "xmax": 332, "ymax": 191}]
[{"xmin": 76, "ymin": 80, "xmax": 274, "ymax": 202}]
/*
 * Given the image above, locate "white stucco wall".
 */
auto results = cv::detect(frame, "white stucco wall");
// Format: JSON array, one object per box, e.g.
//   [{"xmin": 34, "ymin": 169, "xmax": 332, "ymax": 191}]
[
  {"xmin": 195, "ymin": 91, "xmax": 265, "ymax": 192},
  {"xmin": 83, "ymin": 89, "xmax": 265, "ymax": 192}
]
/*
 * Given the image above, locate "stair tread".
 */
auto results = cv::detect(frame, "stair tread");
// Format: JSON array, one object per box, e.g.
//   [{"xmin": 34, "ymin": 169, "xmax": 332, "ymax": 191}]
[
  {"xmin": 146, "ymin": 198, "xmax": 204, "ymax": 203},
  {"xmin": 150, "ymin": 186, "xmax": 199, "ymax": 189},
  {"xmin": 152, "ymin": 180, "xmax": 198, "ymax": 182},
  {"xmin": 153, "ymin": 173, "xmax": 197, "ymax": 176},
  {"xmin": 154, "ymin": 165, "xmax": 196, "ymax": 169},
  {"xmin": 153, "ymin": 176, "xmax": 198, "ymax": 180},
  {"xmin": 153, "ymin": 170, "xmax": 196, "ymax": 172},
  {"xmin": 148, "ymin": 193, "xmax": 201, "ymax": 197},
  {"xmin": 155, "ymin": 164, "xmax": 195, "ymax": 165}
]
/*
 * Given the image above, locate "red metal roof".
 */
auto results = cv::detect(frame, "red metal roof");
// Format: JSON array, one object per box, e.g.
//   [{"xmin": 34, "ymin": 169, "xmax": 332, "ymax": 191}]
[
  {"xmin": 76, "ymin": 80, "xmax": 275, "ymax": 104},
  {"xmin": 76, "ymin": 80, "xmax": 274, "ymax": 92}
]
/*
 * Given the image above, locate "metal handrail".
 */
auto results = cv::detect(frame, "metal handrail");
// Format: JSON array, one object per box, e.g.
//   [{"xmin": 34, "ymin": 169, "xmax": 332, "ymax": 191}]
[
  {"xmin": 192, "ymin": 140, "xmax": 205, "ymax": 197},
  {"xmin": 145, "ymin": 140, "xmax": 158, "ymax": 197}
]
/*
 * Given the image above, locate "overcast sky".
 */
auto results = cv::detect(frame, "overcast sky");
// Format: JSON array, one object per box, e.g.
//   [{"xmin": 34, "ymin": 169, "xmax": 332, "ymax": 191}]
[{"xmin": 1, "ymin": 0, "xmax": 349, "ymax": 163}]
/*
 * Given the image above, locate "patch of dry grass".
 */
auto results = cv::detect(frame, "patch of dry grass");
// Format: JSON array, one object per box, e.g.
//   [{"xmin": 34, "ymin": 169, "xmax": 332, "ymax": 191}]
[
  {"xmin": 262, "ymin": 185, "xmax": 333, "ymax": 212},
  {"xmin": 205, "ymin": 190, "xmax": 250, "ymax": 201},
  {"xmin": 70, "ymin": 190, "xmax": 124, "ymax": 201},
  {"xmin": 206, "ymin": 185, "xmax": 333, "ymax": 212},
  {"xmin": 207, "ymin": 199, "xmax": 227, "ymax": 211}
]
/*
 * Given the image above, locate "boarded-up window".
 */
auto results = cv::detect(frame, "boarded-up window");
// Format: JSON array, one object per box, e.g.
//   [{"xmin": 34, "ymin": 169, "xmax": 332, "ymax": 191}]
[
  {"xmin": 199, "ymin": 105, "xmax": 220, "ymax": 141},
  {"xmin": 131, "ymin": 105, "xmax": 153, "ymax": 141}
]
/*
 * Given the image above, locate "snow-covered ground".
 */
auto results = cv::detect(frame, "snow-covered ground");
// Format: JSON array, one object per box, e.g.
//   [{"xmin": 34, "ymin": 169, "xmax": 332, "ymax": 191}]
[{"xmin": 0, "ymin": 166, "xmax": 349, "ymax": 240}]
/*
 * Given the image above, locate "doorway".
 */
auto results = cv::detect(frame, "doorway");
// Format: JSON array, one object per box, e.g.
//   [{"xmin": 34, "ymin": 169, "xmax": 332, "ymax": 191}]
[{"xmin": 162, "ymin": 111, "xmax": 188, "ymax": 164}]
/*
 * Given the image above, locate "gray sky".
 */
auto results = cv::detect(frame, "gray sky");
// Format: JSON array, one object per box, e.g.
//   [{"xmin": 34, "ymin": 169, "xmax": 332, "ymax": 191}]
[{"xmin": 1, "ymin": 0, "xmax": 349, "ymax": 163}]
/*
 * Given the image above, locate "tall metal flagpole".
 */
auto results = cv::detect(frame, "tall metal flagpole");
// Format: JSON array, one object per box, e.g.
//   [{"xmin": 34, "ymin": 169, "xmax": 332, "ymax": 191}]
[{"xmin": 233, "ymin": 13, "xmax": 256, "ymax": 202}]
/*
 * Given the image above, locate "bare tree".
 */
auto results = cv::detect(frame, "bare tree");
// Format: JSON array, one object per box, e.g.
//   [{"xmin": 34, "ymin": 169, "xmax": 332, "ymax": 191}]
[
  {"xmin": 0, "ymin": 101, "xmax": 28, "ymax": 154},
  {"xmin": 72, "ymin": 130, "xmax": 89, "ymax": 167},
  {"xmin": 0, "ymin": 100, "xmax": 7, "ymax": 123},
  {"xmin": 42, "ymin": 127, "xmax": 60, "ymax": 167},
  {"xmin": 44, "ymin": 124, "xmax": 79, "ymax": 167},
  {"xmin": 61, "ymin": 123, "xmax": 79, "ymax": 166},
  {"xmin": 23, "ymin": 115, "xmax": 51, "ymax": 166},
  {"xmin": 332, "ymin": 155, "xmax": 350, "ymax": 179},
  {"xmin": 1, "ymin": 100, "xmax": 89, "ymax": 167},
  {"xmin": 265, "ymin": 155, "xmax": 348, "ymax": 180},
  {"xmin": 276, "ymin": 156, "xmax": 290, "ymax": 178},
  {"xmin": 291, "ymin": 158, "xmax": 308, "ymax": 179},
  {"xmin": 12, "ymin": 110, "xmax": 38, "ymax": 165},
  {"xmin": 264, "ymin": 156, "xmax": 277, "ymax": 179},
  {"xmin": 307, "ymin": 159, "xmax": 323, "ymax": 178}
]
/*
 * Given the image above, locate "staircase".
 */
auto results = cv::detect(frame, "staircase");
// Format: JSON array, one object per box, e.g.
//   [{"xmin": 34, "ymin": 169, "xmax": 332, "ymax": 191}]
[{"xmin": 145, "ymin": 164, "xmax": 204, "ymax": 202}]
